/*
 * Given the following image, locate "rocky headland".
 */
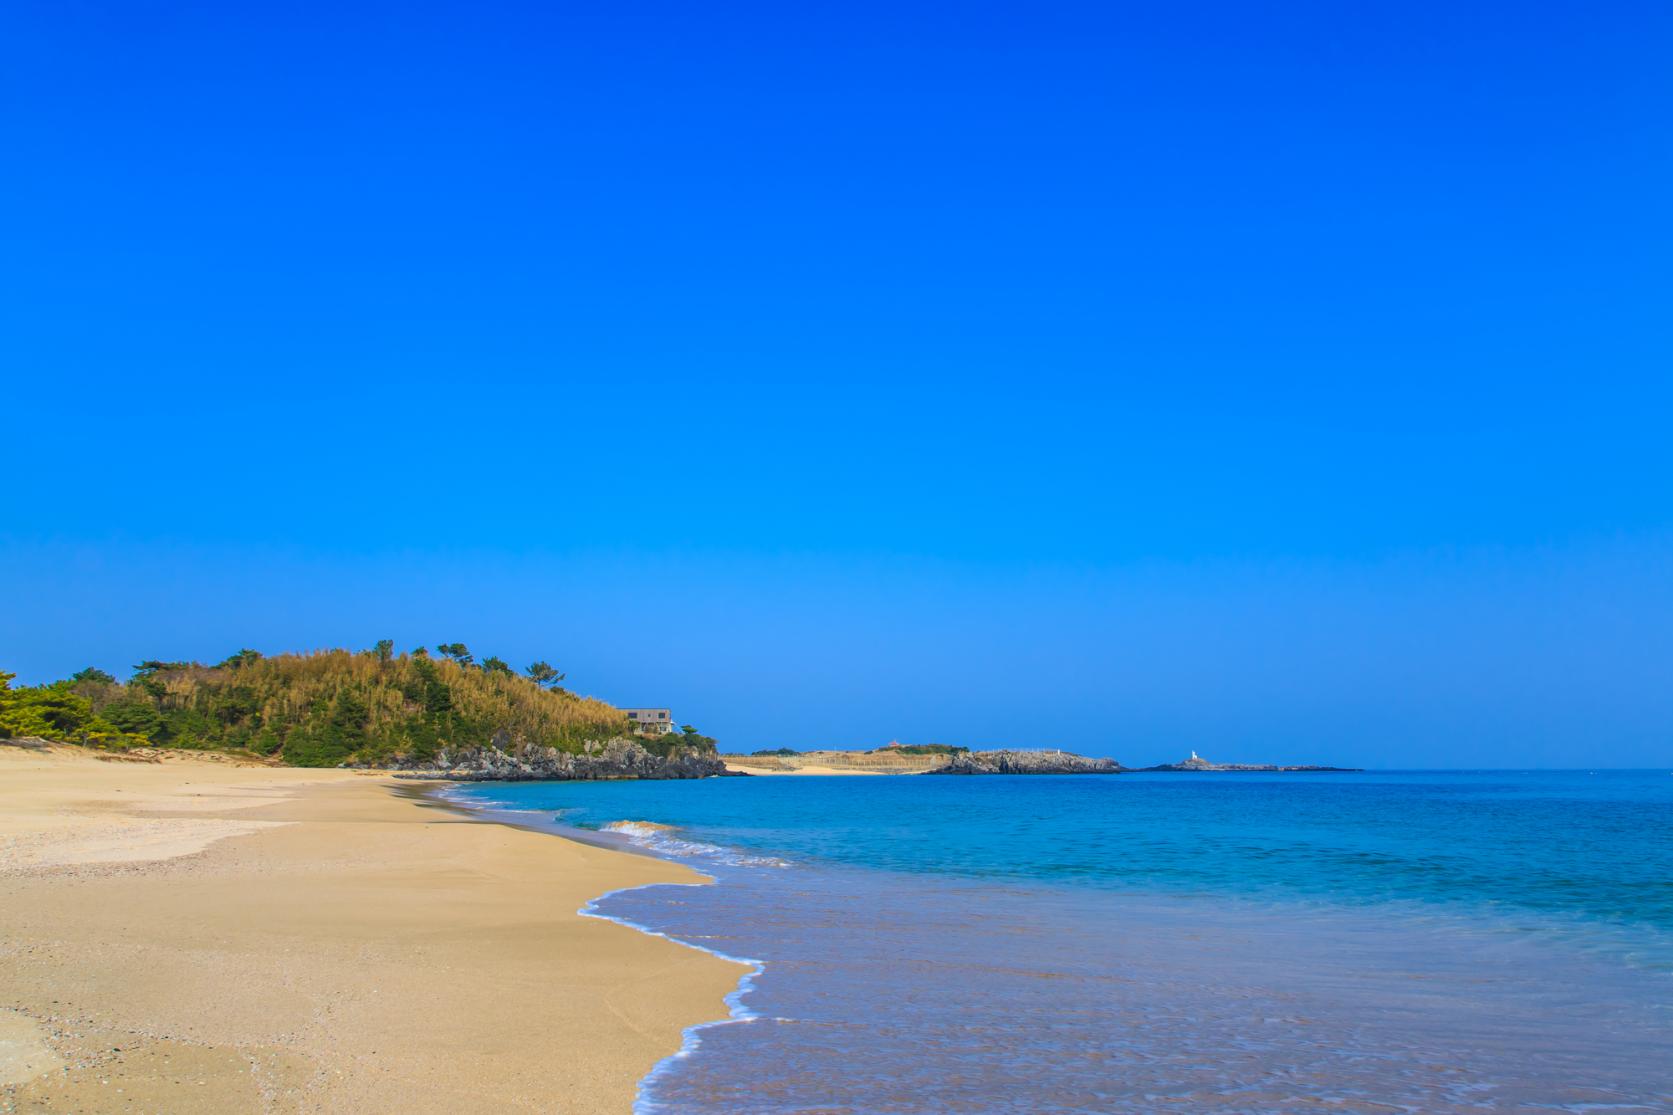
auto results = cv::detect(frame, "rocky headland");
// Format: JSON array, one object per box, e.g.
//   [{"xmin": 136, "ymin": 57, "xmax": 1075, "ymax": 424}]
[
  {"xmin": 928, "ymin": 749, "xmax": 1124, "ymax": 775},
  {"xmin": 373, "ymin": 739, "xmax": 1354, "ymax": 781},
  {"xmin": 723, "ymin": 745, "xmax": 1124, "ymax": 775},
  {"xmin": 379, "ymin": 732, "xmax": 729, "ymax": 781}
]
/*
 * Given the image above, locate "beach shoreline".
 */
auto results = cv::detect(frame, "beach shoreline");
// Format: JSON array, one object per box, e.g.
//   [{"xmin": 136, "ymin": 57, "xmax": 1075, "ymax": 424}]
[
  {"xmin": 0, "ymin": 744, "xmax": 743, "ymax": 1113},
  {"xmin": 449, "ymin": 772, "xmax": 1673, "ymax": 1114},
  {"xmin": 720, "ymin": 761, "xmax": 890, "ymax": 775}
]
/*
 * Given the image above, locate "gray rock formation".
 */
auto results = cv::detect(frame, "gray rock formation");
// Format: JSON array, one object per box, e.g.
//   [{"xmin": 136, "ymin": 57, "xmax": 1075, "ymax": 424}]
[
  {"xmin": 1137, "ymin": 750, "xmax": 1358, "ymax": 772},
  {"xmin": 927, "ymin": 749, "xmax": 1123, "ymax": 775},
  {"xmin": 376, "ymin": 733, "xmax": 728, "ymax": 781}
]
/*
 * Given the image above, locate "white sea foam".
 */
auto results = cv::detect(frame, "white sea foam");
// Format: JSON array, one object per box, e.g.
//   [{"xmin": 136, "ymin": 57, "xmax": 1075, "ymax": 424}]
[
  {"xmin": 577, "ymin": 880, "xmax": 774, "ymax": 1115},
  {"xmin": 431, "ymin": 786, "xmax": 542, "ymax": 813},
  {"xmin": 601, "ymin": 820, "xmax": 789, "ymax": 868},
  {"xmin": 441, "ymin": 797, "xmax": 783, "ymax": 1112},
  {"xmin": 580, "ymin": 821, "xmax": 798, "ymax": 1109}
]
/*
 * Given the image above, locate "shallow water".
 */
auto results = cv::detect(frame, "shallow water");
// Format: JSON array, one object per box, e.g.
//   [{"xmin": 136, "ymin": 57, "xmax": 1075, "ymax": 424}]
[{"xmin": 451, "ymin": 771, "xmax": 1673, "ymax": 1113}]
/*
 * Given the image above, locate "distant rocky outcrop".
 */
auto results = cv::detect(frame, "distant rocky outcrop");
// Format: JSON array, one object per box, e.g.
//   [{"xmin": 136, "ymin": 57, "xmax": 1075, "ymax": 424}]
[
  {"xmin": 1138, "ymin": 750, "xmax": 1358, "ymax": 773},
  {"xmin": 376, "ymin": 732, "xmax": 728, "ymax": 781},
  {"xmin": 927, "ymin": 749, "xmax": 1123, "ymax": 775},
  {"xmin": 722, "ymin": 748, "xmax": 958, "ymax": 774}
]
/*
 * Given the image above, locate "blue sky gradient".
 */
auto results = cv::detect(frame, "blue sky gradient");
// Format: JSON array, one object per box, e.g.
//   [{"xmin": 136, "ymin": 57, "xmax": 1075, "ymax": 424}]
[{"xmin": 5, "ymin": 1, "xmax": 1670, "ymax": 765}]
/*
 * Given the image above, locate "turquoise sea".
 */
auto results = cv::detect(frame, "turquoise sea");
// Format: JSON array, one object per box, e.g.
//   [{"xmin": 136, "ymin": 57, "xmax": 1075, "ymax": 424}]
[{"xmin": 450, "ymin": 771, "xmax": 1673, "ymax": 1113}]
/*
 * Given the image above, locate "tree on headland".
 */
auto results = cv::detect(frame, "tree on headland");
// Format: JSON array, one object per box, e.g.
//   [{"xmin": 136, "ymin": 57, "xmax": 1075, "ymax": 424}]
[
  {"xmin": 131, "ymin": 661, "xmax": 188, "ymax": 698},
  {"xmin": 67, "ymin": 667, "xmax": 121, "ymax": 704},
  {"xmin": 525, "ymin": 661, "xmax": 566, "ymax": 688},
  {"xmin": 217, "ymin": 649, "xmax": 263, "ymax": 670},
  {"xmin": 0, "ymin": 670, "xmax": 18, "ymax": 735},
  {"xmin": 0, "ymin": 669, "xmax": 122, "ymax": 743},
  {"xmin": 373, "ymin": 639, "xmax": 394, "ymax": 664},
  {"xmin": 480, "ymin": 656, "xmax": 512, "ymax": 675},
  {"xmin": 678, "ymin": 724, "xmax": 718, "ymax": 748},
  {"xmin": 436, "ymin": 643, "xmax": 473, "ymax": 667},
  {"xmin": 133, "ymin": 660, "xmax": 189, "ymax": 676}
]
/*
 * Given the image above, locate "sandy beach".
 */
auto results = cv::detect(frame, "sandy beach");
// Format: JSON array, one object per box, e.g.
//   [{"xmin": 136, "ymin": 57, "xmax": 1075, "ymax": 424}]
[
  {"xmin": 720, "ymin": 761, "xmax": 888, "ymax": 776},
  {"xmin": 0, "ymin": 744, "xmax": 742, "ymax": 1113},
  {"xmin": 719, "ymin": 750, "xmax": 941, "ymax": 775}
]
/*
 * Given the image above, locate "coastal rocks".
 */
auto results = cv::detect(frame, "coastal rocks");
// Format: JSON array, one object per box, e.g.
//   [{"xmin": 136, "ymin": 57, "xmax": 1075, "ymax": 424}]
[
  {"xmin": 380, "ymin": 735, "xmax": 728, "ymax": 782},
  {"xmin": 1138, "ymin": 750, "xmax": 1360, "ymax": 772},
  {"xmin": 927, "ymin": 749, "xmax": 1123, "ymax": 775}
]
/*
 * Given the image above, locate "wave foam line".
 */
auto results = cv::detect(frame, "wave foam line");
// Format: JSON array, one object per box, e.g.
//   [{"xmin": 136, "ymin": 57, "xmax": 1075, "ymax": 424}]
[
  {"xmin": 601, "ymin": 820, "xmax": 790, "ymax": 869},
  {"xmin": 430, "ymin": 785, "xmax": 550, "ymax": 815},
  {"xmin": 440, "ymin": 795, "xmax": 779, "ymax": 1110},
  {"xmin": 578, "ymin": 881, "xmax": 770, "ymax": 1115}
]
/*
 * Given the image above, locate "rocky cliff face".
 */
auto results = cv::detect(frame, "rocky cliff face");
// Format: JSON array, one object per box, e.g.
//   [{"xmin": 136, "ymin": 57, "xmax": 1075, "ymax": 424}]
[
  {"xmin": 928, "ymin": 749, "xmax": 1123, "ymax": 775},
  {"xmin": 378, "ymin": 733, "xmax": 728, "ymax": 781}
]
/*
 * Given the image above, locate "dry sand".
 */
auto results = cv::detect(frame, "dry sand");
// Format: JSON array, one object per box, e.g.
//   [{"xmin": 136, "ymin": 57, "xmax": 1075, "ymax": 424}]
[
  {"xmin": 0, "ymin": 744, "xmax": 743, "ymax": 1113},
  {"xmin": 721, "ymin": 761, "xmax": 888, "ymax": 776},
  {"xmin": 720, "ymin": 751, "xmax": 944, "ymax": 776}
]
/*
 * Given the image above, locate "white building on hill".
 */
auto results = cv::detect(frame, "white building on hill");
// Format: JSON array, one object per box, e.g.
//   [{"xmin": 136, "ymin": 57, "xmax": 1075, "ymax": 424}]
[{"xmin": 622, "ymin": 708, "xmax": 675, "ymax": 735}]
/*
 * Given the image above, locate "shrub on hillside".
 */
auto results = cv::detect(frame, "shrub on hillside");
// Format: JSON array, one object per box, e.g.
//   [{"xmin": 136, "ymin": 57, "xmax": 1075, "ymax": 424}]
[{"xmin": 1, "ymin": 646, "xmax": 702, "ymax": 768}]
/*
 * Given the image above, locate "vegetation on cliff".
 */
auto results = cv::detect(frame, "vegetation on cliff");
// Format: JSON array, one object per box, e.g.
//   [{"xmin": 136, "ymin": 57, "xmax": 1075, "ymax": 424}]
[{"xmin": 0, "ymin": 645, "xmax": 709, "ymax": 768}]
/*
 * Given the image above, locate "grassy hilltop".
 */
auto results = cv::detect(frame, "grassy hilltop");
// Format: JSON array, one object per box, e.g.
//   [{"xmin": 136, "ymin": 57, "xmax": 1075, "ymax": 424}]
[{"xmin": 0, "ymin": 644, "xmax": 713, "ymax": 767}]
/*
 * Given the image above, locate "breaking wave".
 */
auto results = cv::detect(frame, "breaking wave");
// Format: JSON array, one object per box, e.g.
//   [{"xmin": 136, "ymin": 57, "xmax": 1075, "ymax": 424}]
[{"xmin": 601, "ymin": 820, "xmax": 790, "ymax": 868}]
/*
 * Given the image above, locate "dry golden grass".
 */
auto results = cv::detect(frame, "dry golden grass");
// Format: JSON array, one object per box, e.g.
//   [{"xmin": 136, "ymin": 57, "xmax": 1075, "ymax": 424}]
[{"xmin": 70, "ymin": 648, "xmax": 639, "ymax": 765}]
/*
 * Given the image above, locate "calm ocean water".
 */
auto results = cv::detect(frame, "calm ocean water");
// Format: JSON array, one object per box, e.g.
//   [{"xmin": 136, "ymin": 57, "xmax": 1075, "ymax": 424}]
[{"xmin": 449, "ymin": 771, "xmax": 1673, "ymax": 1113}]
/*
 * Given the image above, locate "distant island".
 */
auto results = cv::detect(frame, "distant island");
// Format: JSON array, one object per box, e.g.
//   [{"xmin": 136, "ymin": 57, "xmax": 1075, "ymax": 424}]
[
  {"xmin": 723, "ymin": 743, "xmax": 1120, "ymax": 775},
  {"xmin": 1136, "ymin": 750, "xmax": 1361, "ymax": 773},
  {"xmin": 722, "ymin": 744, "xmax": 1356, "ymax": 776}
]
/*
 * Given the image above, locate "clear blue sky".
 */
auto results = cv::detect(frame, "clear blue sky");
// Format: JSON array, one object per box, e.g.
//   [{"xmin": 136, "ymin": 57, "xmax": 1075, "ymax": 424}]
[{"xmin": 4, "ymin": 1, "xmax": 1670, "ymax": 766}]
